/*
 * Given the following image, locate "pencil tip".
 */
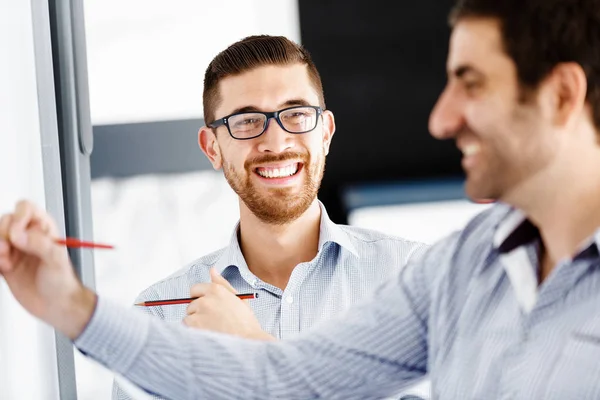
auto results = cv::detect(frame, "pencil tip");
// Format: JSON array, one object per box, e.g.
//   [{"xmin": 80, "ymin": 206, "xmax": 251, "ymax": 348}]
[{"xmin": 134, "ymin": 302, "xmax": 143, "ymax": 306}]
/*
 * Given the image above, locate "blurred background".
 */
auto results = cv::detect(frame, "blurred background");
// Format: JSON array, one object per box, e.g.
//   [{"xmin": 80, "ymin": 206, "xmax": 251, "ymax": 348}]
[{"xmin": 3, "ymin": 0, "xmax": 491, "ymax": 398}]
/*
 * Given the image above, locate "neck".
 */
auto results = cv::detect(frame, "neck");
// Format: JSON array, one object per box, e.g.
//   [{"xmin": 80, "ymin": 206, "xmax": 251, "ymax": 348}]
[
  {"xmin": 507, "ymin": 146, "xmax": 600, "ymax": 281},
  {"xmin": 238, "ymin": 199, "xmax": 322, "ymax": 290}
]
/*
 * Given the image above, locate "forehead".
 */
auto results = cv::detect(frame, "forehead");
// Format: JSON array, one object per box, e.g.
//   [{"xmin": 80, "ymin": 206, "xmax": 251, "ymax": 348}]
[
  {"xmin": 216, "ymin": 64, "xmax": 320, "ymax": 114},
  {"xmin": 448, "ymin": 17, "xmax": 515, "ymax": 78}
]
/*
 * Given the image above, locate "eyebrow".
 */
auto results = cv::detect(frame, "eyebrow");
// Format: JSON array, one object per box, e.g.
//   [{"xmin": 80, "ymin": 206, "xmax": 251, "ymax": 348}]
[
  {"xmin": 229, "ymin": 98, "xmax": 312, "ymax": 115},
  {"xmin": 450, "ymin": 64, "xmax": 483, "ymax": 79}
]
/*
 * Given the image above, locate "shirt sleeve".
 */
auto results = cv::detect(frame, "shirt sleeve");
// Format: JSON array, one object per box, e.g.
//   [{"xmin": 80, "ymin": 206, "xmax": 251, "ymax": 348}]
[
  {"xmin": 112, "ymin": 379, "xmax": 134, "ymax": 400},
  {"xmin": 111, "ymin": 287, "xmax": 168, "ymax": 400},
  {"xmin": 75, "ymin": 237, "xmax": 450, "ymax": 400}
]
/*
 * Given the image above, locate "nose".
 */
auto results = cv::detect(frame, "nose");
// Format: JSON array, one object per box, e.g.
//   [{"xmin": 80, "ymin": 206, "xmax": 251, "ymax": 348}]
[
  {"xmin": 256, "ymin": 118, "xmax": 295, "ymax": 153},
  {"xmin": 428, "ymin": 85, "xmax": 465, "ymax": 140}
]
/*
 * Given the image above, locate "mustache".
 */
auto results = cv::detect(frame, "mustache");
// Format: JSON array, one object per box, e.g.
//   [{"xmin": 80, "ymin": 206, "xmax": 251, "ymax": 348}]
[
  {"xmin": 455, "ymin": 126, "xmax": 477, "ymax": 139},
  {"xmin": 245, "ymin": 152, "xmax": 309, "ymax": 170}
]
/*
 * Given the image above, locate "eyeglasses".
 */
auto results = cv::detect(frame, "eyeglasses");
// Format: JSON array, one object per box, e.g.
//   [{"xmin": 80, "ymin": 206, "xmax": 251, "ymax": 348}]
[{"xmin": 207, "ymin": 105, "xmax": 323, "ymax": 140}]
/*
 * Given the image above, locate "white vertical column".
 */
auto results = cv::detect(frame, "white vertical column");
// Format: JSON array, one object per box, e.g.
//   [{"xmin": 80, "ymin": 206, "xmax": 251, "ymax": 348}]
[{"xmin": 0, "ymin": 0, "xmax": 60, "ymax": 399}]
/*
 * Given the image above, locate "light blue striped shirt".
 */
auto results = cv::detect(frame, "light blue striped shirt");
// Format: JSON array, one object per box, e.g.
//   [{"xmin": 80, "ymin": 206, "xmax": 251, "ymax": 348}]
[
  {"xmin": 77, "ymin": 203, "xmax": 600, "ymax": 399},
  {"xmin": 111, "ymin": 202, "xmax": 428, "ymax": 399}
]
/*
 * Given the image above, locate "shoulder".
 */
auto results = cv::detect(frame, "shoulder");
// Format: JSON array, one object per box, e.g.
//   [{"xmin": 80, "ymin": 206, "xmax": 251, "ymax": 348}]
[
  {"xmin": 134, "ymin": 247, "xmax": 228, "ymax": 303},
  {"xmin": 404, "ymin": 203, "xmax": 511, "ymax": 283},
  {"xmin": 338, "ymin": 224, "xmax": 425, "ymax": 247},
  {"xmin": 446, "ymin": 202, "xmax": 511, "ymax": 259},
  {"xmin": 338, "ymin": 224, "xmax": 429, "ymax": 258}
]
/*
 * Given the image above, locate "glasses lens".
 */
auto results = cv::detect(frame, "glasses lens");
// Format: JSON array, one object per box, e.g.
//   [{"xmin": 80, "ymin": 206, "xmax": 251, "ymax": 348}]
[
  {"xmin": 228, "ymin": 113, "xmax": 267, "ymax": 139},
  {"xmin": 279, "ymin": 107, "xmax": 318, "ymax": 133}
]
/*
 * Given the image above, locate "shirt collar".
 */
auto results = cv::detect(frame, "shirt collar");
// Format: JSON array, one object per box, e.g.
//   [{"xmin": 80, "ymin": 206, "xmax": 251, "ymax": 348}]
[
  {"xmin": 316, "ymin": 201, "xmax": 359, "ymax": 258},
  {"xmin": 212, "ymin": 201, "xmax": 359, "ymax": 276},
  {"xmin": 493, "ymin": 208, "xmax": 539, "ymax": 254},
  {"xmin": 212, "ymin": 222, "xmax": 248, "ymax": 275},
  {"xmin": 493, "ymin": 207, "xmax": 600, "ymax": 257}
]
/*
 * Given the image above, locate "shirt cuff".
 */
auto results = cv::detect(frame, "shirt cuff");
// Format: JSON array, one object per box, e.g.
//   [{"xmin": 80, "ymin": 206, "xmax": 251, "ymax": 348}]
[{"xmin": 74, "ymin": 297, "xmax": 150, "ymax": 375}]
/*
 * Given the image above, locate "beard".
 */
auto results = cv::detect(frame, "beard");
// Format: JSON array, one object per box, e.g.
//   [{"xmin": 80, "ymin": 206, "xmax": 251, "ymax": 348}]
[
  {"xmin": 222, "ymin": 149, "xmax": 325, "ymax": 225},
  {"xmin": 461, "ymin": 103, "xmax": 548, "ymax": 203},
  {"xmin": 463, "ymin": 155, "xmax": 505, "ymax": 202}
]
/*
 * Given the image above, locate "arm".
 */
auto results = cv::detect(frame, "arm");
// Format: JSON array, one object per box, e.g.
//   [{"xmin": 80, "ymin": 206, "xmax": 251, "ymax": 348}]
[
  {"xmin": 75, "ymin": 254, "xmax": 434, "ymax": 400},
  {"xmin": 0, "ymin": 200, "xmax": 435, "ymax": 400},
  {"xmin": 111, "ymin": 288, "xmax": 165, "ymax": 400},
  {"xmin": 112, "ymin": 268, "xmax": 276, "ymax": 400}
]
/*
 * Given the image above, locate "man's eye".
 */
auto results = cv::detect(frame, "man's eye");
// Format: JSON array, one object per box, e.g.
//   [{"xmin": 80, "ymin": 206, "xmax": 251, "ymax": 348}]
[
  {"xmin": 464, "ymin": 81, "xmax": 481, "ymax": 91},
  {"xmin": 240, "ymin": 118, "xmax": 261, "ymax": 125},
  {"xmin": 288, "ymin": 112, "xmax": 307, "ymax": 117}
]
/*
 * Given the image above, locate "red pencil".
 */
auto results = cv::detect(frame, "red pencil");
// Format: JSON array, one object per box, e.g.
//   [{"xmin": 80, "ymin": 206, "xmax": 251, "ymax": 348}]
[
  {"xmin": 135, "ymin": 293, "xmax": 259, "ymax": 306},
  {"xmin": 54, "ymin": 237, "xmax": 114, "ymax": 249}
]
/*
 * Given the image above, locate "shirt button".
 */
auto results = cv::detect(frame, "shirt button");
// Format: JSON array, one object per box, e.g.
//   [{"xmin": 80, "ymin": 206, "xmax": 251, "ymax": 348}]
[
  {"xmin": 285, "ymin": 295, "xmax": 294, "ymax": 304},
  {"xmin": 252, "ymin": 279, "xmax": 259, "ymax": 288}
]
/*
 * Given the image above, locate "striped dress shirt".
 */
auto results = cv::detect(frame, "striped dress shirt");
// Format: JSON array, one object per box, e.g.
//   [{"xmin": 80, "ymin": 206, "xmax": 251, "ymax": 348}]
[
  {"xmin": 76, "ymin": 203, "xmax": 600, "ymax": 399},
  {"xmin": 111, "ymin": 202, "xmax": 428, "ymax": 399}
]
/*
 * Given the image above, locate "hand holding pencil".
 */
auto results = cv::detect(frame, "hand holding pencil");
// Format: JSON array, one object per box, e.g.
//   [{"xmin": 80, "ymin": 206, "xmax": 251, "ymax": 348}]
[
  {"xmin": 0, "ymin": 200, "xmax": 96, "ymax": 340},
  {"xmin": 181, "ymin": 268, "xmax": 275, "ymax": 341}
]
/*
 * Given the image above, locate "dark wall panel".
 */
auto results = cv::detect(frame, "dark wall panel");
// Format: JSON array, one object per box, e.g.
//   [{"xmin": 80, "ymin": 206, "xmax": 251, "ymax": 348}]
[
  {"xmin": 91, "ymin": 119, "xmax": 211, "ymax": 180},
  {"xmin": 299, "ymin": 0, "xmax": 463, "ymax": 223}
]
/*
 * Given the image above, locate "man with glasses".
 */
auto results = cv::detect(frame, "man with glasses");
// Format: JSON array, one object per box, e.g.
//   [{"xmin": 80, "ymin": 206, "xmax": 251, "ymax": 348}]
[{"xmin": 107, "ymin": 35, "xmax": 428, "ymax": 399}]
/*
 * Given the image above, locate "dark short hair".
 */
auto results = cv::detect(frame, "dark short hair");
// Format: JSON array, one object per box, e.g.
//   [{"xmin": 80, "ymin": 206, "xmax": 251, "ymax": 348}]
[
  {"xmin": 450, "ymin": 0, "xmax": 600, "ymax": 131},
  {"xmin": 202, "ymin": 35, "xmax": 325, "ymax": 124}
]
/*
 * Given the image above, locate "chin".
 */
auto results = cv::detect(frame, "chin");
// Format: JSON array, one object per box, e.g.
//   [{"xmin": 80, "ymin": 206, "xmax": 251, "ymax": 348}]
[{"xmin": 464, "ymin": 177, "xmax": 496, "ymax": 203}]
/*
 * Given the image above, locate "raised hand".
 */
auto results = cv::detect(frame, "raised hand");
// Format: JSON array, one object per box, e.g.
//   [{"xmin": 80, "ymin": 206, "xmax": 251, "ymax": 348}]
[
  {"xmin": 183, "ymin": 268, "xmax": 275, "ymax": 341},
  {"xmin": 0, "ymin": 200, "xmax": 95, "ymax": 339}
]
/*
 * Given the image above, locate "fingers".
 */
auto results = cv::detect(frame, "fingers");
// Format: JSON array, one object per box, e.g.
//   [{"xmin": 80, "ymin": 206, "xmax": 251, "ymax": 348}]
[
  {"xmin": 10, "ymin": 228, "xmax": 60, "ymax": 263},
  {"xmin": 189, "ymin": 282, "xmax": 211, "ymax": 298},
  {"xmin": 0, "ymin": 239, "xmax": 9, "ymax": 255},
  {"xmin": 0, "ymin": 200, "xmax": 64, "ymax": 265},
  {"xmin": 187, "ymin": 283, "xmax": 212, "ymax": 315},
  {"xmin": 182, "ymin": 314, "xmax": 197, "ymax": 327},
  {"xmin": 0, "ymin": 214, "xmax": 12, "ymax": 240},
  {"xmin": 0, "ymin": 215, "xmax": 13, "ymax": 269},
  {"xmin": 186, "ymin": 296, "xmax": 205, "ymax": 316},
  {"xmin": 11, "ymin": 200, "xmax": 59, "ymax": 238},
  {"xmin": 182, "ymin": 313, "xmax": 208, "ymax": 329},
  {"xmin": 11, "ymin": 200, "xmax": 36, "ymax": 236},
  {"xmin": 186, "ymin": 281, "xmax": 232, "ymax": 315},
  {"xmin": 0, "ymin": 239, "xmax": 11, "ymax": 273},
  {"xmin": 209, "ymin": 268, "xmax": 238, "ymax": 294}
]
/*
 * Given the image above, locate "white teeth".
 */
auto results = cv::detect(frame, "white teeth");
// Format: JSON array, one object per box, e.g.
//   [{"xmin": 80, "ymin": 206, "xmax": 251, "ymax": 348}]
[
  {"xmin": 257, "ymin": 164, "xmax": 298, "ymax": 178},
  {"xmin": 462, "ymin": 144, "xmax": 481, "ymax": 156}
]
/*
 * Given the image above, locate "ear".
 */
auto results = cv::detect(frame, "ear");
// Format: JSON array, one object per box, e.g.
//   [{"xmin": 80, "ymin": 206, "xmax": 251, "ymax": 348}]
[
  {"xmin": 198, "ymin": 126, "xmax": 223, "ymax": 170},
  {"xmin": 321, "ymin": 110, "xmax": 336, "ymax": 155},
  {"xmin": 549, "ymin": 62, "xmax": 588, "ymax": 128}
]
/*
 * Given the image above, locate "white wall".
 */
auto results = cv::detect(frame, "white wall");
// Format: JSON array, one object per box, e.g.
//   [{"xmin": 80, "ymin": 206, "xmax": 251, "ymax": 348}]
[
  {"xmin": 0, "ymin": 1, "xmax": 60, "ymax": 398},
  {"xmin": 84, "ymin": 0, "xmax": 301, "ymax": 125},
  {"xmin": 349, "ymin": 200, "xmax": 492, "ymax": 245}
]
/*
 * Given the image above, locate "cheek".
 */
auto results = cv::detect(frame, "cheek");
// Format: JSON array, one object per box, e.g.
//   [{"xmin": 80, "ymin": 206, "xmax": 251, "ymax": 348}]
[
  {"xmin": 222, "ymin": 144, "xmax": 252, "ymax": 170},
  {"xmin": 303, "ymin": 133, "xmax": 327, "ymax": 156},
  {"xmin": 464, "ymin": 99, "xmax": 506, "ymax": 132}
]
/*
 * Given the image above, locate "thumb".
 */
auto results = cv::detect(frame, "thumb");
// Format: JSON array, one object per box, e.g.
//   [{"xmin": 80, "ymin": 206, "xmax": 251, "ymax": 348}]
[{"xmin": 209, "ymin": 267, "xmax": 238, "ymax": 294}]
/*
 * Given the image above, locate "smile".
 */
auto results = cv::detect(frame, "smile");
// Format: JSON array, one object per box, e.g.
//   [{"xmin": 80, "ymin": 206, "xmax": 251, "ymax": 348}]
[
  {"xmin": 255, "ymin": 163, "xmax": 302, "ymax": 179},
  {"xmin": 461, "ymin": 144, "xmax": 481, "ymax": 156}
]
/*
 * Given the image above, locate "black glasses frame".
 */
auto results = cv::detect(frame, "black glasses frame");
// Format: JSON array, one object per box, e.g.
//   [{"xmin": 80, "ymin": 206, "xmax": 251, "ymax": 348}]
[{"xmin": 207, "ymin": 105, "xmax": 323, "ymax": 140}]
